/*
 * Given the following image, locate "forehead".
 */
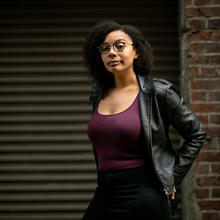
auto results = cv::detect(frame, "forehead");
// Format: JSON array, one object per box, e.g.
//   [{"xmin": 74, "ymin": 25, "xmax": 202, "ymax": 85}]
[{"xmin": 103, "ymin": 30, "xmax": 132, "ymax": 43}]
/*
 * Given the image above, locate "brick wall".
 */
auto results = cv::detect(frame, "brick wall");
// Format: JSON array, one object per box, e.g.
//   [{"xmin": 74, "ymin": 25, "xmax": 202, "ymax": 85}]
[{"xmin": 183, "ymin": 0, "xmax": 220, "ymax": 219}]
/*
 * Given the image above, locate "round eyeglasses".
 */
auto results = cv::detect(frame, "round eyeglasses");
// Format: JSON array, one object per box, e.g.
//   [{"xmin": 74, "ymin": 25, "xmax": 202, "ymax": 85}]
[{"xmin": 98, "ymin": 39, "xmax": 134, "ymax": 54}]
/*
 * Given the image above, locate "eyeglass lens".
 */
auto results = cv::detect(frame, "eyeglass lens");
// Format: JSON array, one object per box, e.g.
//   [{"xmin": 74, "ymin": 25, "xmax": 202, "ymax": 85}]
[{"xmin": 99, "ymin": 40, "xmax": 127, "ymax": 54}]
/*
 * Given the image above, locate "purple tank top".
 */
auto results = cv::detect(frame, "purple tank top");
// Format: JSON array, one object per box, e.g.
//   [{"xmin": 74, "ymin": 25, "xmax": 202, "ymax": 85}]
[{"xmin": 87, "ymin": 93, "xmax": 146, "ymax": 171}]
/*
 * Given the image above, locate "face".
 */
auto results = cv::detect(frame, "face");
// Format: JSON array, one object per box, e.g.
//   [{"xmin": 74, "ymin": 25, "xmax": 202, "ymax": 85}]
[{"xmin": 99, "ymin": 30, "xmax": 138, "ymax": 75}]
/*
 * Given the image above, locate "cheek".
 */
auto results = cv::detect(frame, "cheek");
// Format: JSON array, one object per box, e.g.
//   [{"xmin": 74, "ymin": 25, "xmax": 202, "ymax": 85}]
[
  {"xmin": 101, "ymin": 56, "xmax": 110, "ymax": 70},
  {"xmin": 123, "ymin": 51, "xmax": 136, "ymax": 63},
  {"xmin": 123, "ymin": 55, "xmax": 135, "ymax": 65},
  {"xmin": 101, "ymin": 55, "xmax": 107, "ymax": 64},
  {"xmin": 103, "ymin": 60, "xmax": 109, "ymax": 69}
]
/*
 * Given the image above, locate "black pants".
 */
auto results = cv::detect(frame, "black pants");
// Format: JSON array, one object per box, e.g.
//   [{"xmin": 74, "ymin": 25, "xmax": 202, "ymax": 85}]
[{"xmin": 82, "ymin": 166, "xmax": 171, "ymax": 220}]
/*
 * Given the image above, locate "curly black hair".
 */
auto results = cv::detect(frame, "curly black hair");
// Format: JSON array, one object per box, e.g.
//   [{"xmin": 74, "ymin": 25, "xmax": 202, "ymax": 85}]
[{"xmin": 82, "ymin": 20, "xmax": 153, "ymax": 95}]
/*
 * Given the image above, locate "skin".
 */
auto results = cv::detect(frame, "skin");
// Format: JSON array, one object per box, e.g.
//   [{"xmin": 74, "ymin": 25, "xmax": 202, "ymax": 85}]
[
  {"xmin": 98, "ymin": 30, "xmax": 176, "ymax": 199},
  {"xmin": 98, "ymin": 30, "xmax": 139, "ymax": 115}
]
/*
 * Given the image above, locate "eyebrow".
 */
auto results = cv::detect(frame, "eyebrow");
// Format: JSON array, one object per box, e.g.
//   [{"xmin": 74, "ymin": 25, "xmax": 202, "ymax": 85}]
[{"xmin": 103, "ymin": 39, "xmax": 127, "ymax": 44}]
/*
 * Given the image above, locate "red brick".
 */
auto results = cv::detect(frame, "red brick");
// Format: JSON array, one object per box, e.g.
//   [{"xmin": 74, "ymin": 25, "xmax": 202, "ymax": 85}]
[
  {"xmin": 198, "ymin": 114, "xmax": 209, "ymax": 124},
  {"xmin": 212, "ymin": 164, "xmax": 220, "ymax": 173},
  {"xmin": 199, "ymin": 7, "xmax": 220, "ymax": 17},
  {"xmin": 189, "ymin": 43, "xmax": 220, "ymax": 53},
  {"xmin": 202, "ymin": 212, "xmax": 219, "ymax": 220},
  {"xmin": 195, "ymin": 0, "xmax": 213, "ymax": 5},
  {"xmin": 209, "ymin": 92, "xmax": 220, "ymax": 101},
  {"xmin": 190, "ymin": 104, "xmax": 220, "ymax": 113},
  {"xmin": 212, "ymin": 188, "xmax": 220, "ymax": 198},
  {"xmin": 197, "ymin": 152, "xmax": 220, "ymax": 162},
  {"xmin": 189, "ymin": 67, "xmax": 200, "ymax": 77},
  {"xmin": 205, "ymin": 126, "xmax": 220, "ymax": 136},
  {"xmin": 197, "ymin": 176, "xmax": 220, "ymax": 186},
  {"xmin": 199, "ymin": 7, "xmax": 213, "ymax": 16},
  {"xmin": 209, "ymin": 19, "xmax": 220, "ymax": 29},
  {"xmin": 214, "ymin": 7, "xmax": 220, "ymax": 15},
  {"xmin": 191, "ymin": 80, "xmax": 220, "ymax": 90},
  {"xmin": 186, "ymin": 0, "xmax": 192, "ymax": 4},
  {"xmin": 195, "ymin": 188, "xmax": 210, "ymax": 198},
  {"xmin": 187, "ymin": 31, "xmax": 213, "ymax": 41},
  {"xmin": 187, "ymin": 19, "xmax": 205, "ymax": 30},
  {"xmin": 207, "ymin": 43, "xmax": 220, "ymax": 53},
  {"xmin": 192, "ymin": 91, "xmax": 208, "ymax": 101},
  {"xmin": 214, "ymin": 30, "xmax": 220, "ymax": 40},
  {"xmin": 199, "ymin": 201, "xmax": 220, "ymax": 210},
  {"xmin": 186, "ymin": 2, "xmax": 220, "ymax": 215},
  {"xmin": 200, "ymin": 68, "xmax": 220, "ymax": 77},
  {"xmin": 189, "ymin": 43, "xmax": 206, "ymax": 53},
  {"xmin": 189, "ymin": 55, "xmax": 220, "ymax": 65},
  {"xmin": 210, "ymin": 115, "xmax": 220, "ymax": 124},
  {"xmin": 186, "ymin": 7, "xmax": 201, "ymax": 17},
  {"xmin": 202, "ymin": 137, "xmax": 219, "ymax": 150},
  {"xmin": 190, "ymin": 103, "xmax": 212, "ymax": 113},
  {"xmin": 195, "ymin": 164, "xmax": 210, "ymax": 174},
  {"xmin": 212, "ymin": 104, "xmax": 220, "ymax": 112},
  {"xmin": 187, "ymin": 7, "xmax": 220, "ymax": 17}
]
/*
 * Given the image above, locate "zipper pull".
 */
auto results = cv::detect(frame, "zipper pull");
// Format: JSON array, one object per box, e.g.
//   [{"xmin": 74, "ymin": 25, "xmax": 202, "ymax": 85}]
[
  {"xmin": 163, "ymin": 188, "xmax": 169, "ymax": 195},
  {"xmin": 164, "ymin": 189, "xmax": 171, "ymax": 209}
]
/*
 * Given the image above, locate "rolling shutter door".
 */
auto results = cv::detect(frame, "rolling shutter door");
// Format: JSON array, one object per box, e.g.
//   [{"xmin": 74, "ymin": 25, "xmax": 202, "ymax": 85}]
[{"xmin": 0, "ymin": 0, "xmax": 181, "ymax": 219}]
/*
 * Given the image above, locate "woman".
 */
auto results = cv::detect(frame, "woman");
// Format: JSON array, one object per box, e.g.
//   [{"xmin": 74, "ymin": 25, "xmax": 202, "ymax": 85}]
[{"xmin": 82, "ymin": 20, "xmax": 206, "ymax": 220}]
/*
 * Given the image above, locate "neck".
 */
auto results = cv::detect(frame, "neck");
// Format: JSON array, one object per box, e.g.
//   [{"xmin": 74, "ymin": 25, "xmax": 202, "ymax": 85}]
[{"xmin": 113, "ymin": 70, "xmax": 138, "ymax": 89}]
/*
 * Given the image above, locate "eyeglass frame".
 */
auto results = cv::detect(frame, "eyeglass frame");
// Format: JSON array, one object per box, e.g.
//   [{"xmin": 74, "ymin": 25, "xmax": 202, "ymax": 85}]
[{"xmin": 97, "ymin": 39, "xmax": 134, "ymax": 55}]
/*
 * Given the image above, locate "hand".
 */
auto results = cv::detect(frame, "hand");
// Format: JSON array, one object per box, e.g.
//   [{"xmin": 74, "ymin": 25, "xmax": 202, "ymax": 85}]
[{"xmin": 171, "ymin": 186, "xmax": 176, "ymax": 200}]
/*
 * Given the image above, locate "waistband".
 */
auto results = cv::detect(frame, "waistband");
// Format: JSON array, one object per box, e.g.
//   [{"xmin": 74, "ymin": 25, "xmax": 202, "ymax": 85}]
[
  {"xmin": 97, "ymin": 165, "xmax": 151, "ymax": 185},
  {"xmin": 98, "ymin": 165, "xmax": 147, "ymax": 176}
]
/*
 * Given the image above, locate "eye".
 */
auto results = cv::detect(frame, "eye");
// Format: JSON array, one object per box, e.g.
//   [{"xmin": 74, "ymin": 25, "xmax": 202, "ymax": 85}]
[
  {"xmin": 115, "ymin": 42, "xmax": 125, "ymax": 51},
  {"xmin": 100, "ymin": 44, "xmax": 110, "ymax": 53}
]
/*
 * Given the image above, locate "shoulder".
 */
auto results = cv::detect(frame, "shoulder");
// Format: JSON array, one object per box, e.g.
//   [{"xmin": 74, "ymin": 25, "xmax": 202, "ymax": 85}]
[
  {"xmin": 152, "ymin": 78, "xmax": 175, "ymax": 91},
  {"xmin": 89, "ymin": 84, "xmax": 102, "ymax": 96},
  {"xmin": 89, "ymin": 84, "xmax": 102, "ymax": 107},
  {"xmin": 149, "ymin": 78, "xmax": 182, "ymax": 113},
  {"xmin": 151, "ymin": 78, "xmax": 179, "ymax": 98},
  {"xmin": 151, "ymin": 78, "xmax": 184, "ymax": 117}
]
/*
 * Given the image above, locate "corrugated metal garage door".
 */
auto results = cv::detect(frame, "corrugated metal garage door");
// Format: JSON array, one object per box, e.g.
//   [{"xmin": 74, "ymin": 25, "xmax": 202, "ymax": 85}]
[{"xmin": 0, "ymin": 0, "xmax": 181, "ymax": 219}]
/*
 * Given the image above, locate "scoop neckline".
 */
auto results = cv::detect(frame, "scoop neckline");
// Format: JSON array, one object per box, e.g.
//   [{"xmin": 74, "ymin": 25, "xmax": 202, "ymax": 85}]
[{"xmin": 96, "ymin": 91, "xmax": 139, "ymax": 117}]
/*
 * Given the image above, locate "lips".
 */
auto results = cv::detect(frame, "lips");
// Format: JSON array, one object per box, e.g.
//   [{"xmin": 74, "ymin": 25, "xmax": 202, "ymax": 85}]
[{"xmin": 108, "ymin": 60, "xmax": 121, "ymax": 66}]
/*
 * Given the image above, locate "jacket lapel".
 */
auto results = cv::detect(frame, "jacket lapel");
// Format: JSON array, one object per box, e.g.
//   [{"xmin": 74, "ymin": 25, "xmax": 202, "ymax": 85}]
[{"xmin": 137, "ymin": 75, "xmax": 154, "ymax": 159}]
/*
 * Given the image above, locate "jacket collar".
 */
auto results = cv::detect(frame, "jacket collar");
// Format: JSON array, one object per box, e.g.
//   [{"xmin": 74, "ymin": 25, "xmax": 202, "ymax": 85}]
[{"xmin": 137, "ymin": 75, "xmax": 154, "ymax": 97}]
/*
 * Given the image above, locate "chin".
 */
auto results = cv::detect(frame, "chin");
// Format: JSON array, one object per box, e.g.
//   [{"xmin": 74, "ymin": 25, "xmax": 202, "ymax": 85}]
[
  {"xmin": 110, "ymin": 69, "xmax": 122, "ymax": 75},
  {"xmin": 107, "ymin": 67, "xmax": 120, "ymax": 73}
]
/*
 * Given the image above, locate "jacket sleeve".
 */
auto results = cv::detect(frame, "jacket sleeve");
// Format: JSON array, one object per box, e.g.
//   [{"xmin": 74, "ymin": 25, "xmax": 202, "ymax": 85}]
[{"xmin": 164, "ymin": 84, "xmax": 207, "ymax": 185}]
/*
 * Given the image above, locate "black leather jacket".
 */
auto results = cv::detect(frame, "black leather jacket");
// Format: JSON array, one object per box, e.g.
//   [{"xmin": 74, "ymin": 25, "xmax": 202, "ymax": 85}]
[{"xmin": 89, "ymin": 75, "xmax": 207, "ymax": 197}]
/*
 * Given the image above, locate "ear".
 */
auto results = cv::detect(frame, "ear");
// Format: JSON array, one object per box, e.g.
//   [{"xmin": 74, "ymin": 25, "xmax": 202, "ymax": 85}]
[{"xmin": 134, "ymin": 49, "xmax": 139, "ymax": 59}]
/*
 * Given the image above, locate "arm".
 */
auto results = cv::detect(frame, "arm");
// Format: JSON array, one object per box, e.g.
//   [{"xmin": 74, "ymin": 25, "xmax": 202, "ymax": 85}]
[{"xmin": 164, "ymin": 84, "xmax": 207, "ymax": 185}]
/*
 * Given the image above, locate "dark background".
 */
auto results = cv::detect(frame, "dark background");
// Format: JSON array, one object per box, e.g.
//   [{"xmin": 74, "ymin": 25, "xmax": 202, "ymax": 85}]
[{"xmin": 0, "ymin": 0, "xmax": 181, "ymax": 219}]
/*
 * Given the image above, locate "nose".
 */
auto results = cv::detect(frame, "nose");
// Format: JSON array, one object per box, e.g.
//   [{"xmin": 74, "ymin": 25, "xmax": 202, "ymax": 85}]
[{"xmin": 108, "ymin": 47, "xmax": 117, "ymax": 58}]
